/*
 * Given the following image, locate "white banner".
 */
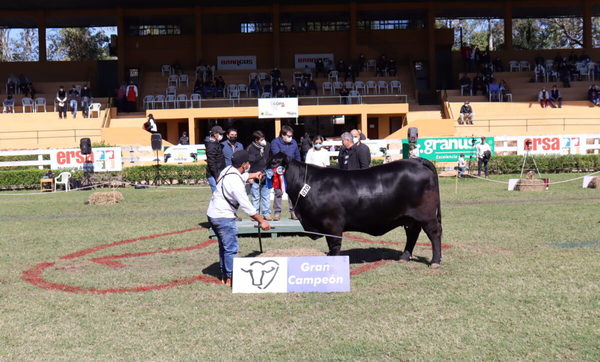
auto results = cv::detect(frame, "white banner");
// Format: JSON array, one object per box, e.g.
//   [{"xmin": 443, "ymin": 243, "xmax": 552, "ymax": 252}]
[
  {"xmin": 164, "ymin": 145, "xmax": 199, "ymax": 164},
  {"xmin": 294, "ymin": 53, "xmax": 334, "ymax": 69},
  {"xmin": 258, "ymin": 98, "xmax": 299, "ymax": 119},
  {"xmin": 50, "ymin": 147, "xmax": 122, "ymax": 171},
  {"xmin": 217, "ymin": 55, "xmax": 257, "ymax": 70},
  {"xmin": 494, "ymin": 134, "xmax": 600, "ymax": 156}
]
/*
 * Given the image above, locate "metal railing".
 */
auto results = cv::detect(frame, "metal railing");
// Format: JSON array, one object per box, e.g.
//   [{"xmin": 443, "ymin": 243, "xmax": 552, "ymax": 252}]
[
  {"xmin": 0, "ymin": 129, "xmax": 102, "ymax": 145},
  {"xmin": 456, "ymin": 117, "xmax": 600, "ymax": 132}
]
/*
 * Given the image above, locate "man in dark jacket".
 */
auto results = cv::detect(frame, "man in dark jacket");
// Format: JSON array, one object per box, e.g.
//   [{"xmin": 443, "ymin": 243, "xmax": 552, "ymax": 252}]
[
  {"xmin": 270, "ymin": 125, "xmax": 301, "ymax": 220},
  {"xmin": 338, "ymin": 131, "xmax": 371, "ymax": 170},
  {"xmin": 247, "ymin": 130, "xmax": 272, "ymax": 220},
  {"xmin": 205, "ymin": 125, "xmax": 226, "ymax": 192},
  {"xmin": 221, "ymin": 128, "xmax": 243, "ymax": 166}
]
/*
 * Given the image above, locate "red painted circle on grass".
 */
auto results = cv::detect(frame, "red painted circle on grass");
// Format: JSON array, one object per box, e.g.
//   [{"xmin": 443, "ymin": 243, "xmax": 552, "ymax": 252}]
[{"xmin": 22, "ymin": 227, "xmax": 452, "ymax": 294}]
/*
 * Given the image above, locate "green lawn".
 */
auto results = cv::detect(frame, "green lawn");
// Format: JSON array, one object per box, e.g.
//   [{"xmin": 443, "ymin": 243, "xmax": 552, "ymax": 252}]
[{"xmin": 1, "ymin": 174, "xmax": 599, "ymax": 360}]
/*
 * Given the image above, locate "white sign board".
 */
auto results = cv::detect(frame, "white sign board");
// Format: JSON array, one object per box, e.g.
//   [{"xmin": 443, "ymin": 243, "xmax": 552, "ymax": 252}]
[
  {"xmin": 294, "ymin": 53, "xmax": 334, "ymax": 69},
  {"xmin": 164, "ymin": 145, "xmax": 198, "ymax": 164},
  {"xmin": 50, "ymin": 147, "xmax": 122, "ymax": 171},
  {"xmin": 258, "ymin": 98, "xmax": 299, "ymax": 119},
  {"xmin": 217, "ymin": 55, "xmax": 257, "ymax": 70}
]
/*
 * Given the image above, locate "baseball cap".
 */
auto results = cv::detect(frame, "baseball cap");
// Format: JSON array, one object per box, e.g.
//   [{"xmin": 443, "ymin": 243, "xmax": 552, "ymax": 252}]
[
  {"xmin": 232, "ymin": 150, "xmax": 250, "ymax": 168},
  {"xmin": 210, "ymin": 125, "xmax": 225, "ymax": 134}
]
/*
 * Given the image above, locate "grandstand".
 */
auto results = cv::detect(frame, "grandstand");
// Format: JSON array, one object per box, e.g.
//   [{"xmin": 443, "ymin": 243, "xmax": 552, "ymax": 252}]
[{"xmin": 1, "ymin": 0, "xmax": 600, "ymax": 150}]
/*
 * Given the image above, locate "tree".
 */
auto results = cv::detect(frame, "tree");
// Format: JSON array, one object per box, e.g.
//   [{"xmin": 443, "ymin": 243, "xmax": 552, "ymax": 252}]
[
  {"xmin": 10, "ymin": 29, "xmax": 38, "ymax": 61},
  {"xmin": 436, "ymin": 19, "xmax": 504, "ymax": 51},
  {"xmin": 47, "ymin": 27, "xmax": 109, "ymax": 61},
  {"xmin": 0, "ymin": 28, "xmax": 11, "ymax": 61}
]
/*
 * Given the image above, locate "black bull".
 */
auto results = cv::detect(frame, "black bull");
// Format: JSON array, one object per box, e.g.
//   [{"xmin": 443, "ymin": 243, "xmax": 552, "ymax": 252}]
[{"xmin": 269, "ymin": 153, "xmax": 443, "ymax": 266}]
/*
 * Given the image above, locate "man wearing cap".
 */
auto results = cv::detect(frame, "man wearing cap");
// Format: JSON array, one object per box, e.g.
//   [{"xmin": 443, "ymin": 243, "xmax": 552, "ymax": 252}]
[
  {"xmin": 205, "ymin": 125, "xmax": 226, "ymax": 192},
  {"xmin": 207, "ymin": 150, "xmax": 271, "ymax": 286}
]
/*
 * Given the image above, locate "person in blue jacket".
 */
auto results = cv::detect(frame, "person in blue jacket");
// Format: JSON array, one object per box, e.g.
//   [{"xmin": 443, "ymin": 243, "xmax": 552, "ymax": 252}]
[
  {"xmin": 221, "ymin": 128, "xmax": 244, "ymax": 166},
  {"xmin": 270, "ymin": 125, "xmax": 301, "ymax": 220}
]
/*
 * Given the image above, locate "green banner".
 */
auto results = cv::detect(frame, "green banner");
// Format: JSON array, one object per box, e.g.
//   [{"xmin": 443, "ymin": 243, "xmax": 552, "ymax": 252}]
[{"xmin": 411, "ymin": 137, "xmax": 495, "ymax": 162}]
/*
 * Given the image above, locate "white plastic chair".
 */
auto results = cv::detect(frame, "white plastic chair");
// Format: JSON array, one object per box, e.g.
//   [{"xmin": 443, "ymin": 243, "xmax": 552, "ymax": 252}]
[
  {"xmin": 354, "ymin": 81, "xmax": 366, "ymax": 94},
  {"xmin": 227, "ymin": 84, "xmax": 238, "ymax": 97},
  {"xmin": 177, "ymin": 94, "xmax": 188, "ymax": 108},
  {"xmin": 238, "ymin": 84, "xmax": 248, "ymax": 97},
  {"xmin": 88, "ymin": 103, "xmax": 101, "ymax": 118},
  {"xmin": 366, "ymin": 59, "xmax": 377, "ymax": 72},
  {"xmin": 166, "ymin": 86, "xmax": 177, "ymax": 96},
  {"xmin": 258, "ymin": 72, "xmax": 268, "ymax": 81},
  {"xmin": 332, "ymin": 81, "xmax": 342, "ymax": 93},
  {"xmin": 509, "ymin": 60, "xmax": 520, "ymax": 72},
  {"xmin": 366, "ymin": 80, "xmax": 377, "ymax": 94},
  {"xmin": 143, "ymin": 95, "xmax": 154, "ymax": 110},
  {"xmin": 153, "ymin": 95, "xmax": 165, "ymax": 109},
  {"xmin": 165, "ymin": 95, "xmax": 177, "ymax": 109},
  {"xmin": 377, "ymin": 80, "xmax": 389, "ymax": 94},
  {"xmin": 344, "ymin": 81, "xmax": 354, "ymax": 90},
  {"xmin": 54, "ymin": 172, "xmax": 71, "ymax": 192},
  {"xmin": 545, "ymin": 59, "xmax": 554, "ymax": 72},
  {"xmin": 328, "ymin": 70, "xmax": 339, "ymax": 82},
  {"xmin": 167, "ymin": 75, "xmax": 179, "ymax": 88},
  {"xmin": 249, "ymin": 72, "xmax": 258, "ymax": 83},
  {"xmin": 229, "ymin": 88, "xmax": 240, "ymax": 104},
  {"xmin": 34, "ymin": 97, "xmax": 46, "ymax": 112},
  {"xmin": 322, "ymin": 81, "xmax": 333, "ymax": 95},
  {"xmin": 519, "ymin": 61, "xmax": 531, "ymax": 72},
  {"xmin": 189, "ymin": 93, "xmax": 202, "ymax": 108},
  {"xmin": 460, "ymin": 83, "xmax": 472, "ymax": 96},
  {"xmin": 22, "ymin": 97, "xmax": 34, "ymax": 112},
  {"xmin": 179, "ymin": 74, "xmax": 189, "ymax": 88},
  {"xmin": 390, "ymin": 80, "xmax": 401, "ymax": 93},
  {"xmin": 261, "ymin": 92, "xmax": 271, "ymax": 98},
  {"xmin": 349, "ymin": 90, "xmax": 361, "ymax": 104},
  {"xmin": 161, "ymin": 64, "xmax": 172, "ymax": 77}
]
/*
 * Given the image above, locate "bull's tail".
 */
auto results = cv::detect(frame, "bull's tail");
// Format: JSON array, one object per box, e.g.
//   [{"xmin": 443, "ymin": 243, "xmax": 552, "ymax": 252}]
[{"xmin": 416, "ymin": 158, "xmax": 442, "ymax": 224}]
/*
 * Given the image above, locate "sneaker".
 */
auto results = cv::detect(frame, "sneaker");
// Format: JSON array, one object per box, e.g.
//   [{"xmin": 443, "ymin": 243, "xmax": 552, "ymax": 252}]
[
  {"xmin": 223, "ymin": 277, "xmax": 232, "ymax": 287},
  {"xmin": 264, "ymin": 215, "xmax": 273, "ymax": 221},
  {"xmin": 273, "ymin": 213, "xmax": 280, "ymax": 221}
]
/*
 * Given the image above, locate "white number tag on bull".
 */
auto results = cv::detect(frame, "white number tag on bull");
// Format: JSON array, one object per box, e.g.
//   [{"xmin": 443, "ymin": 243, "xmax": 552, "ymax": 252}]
[{"xmin": 299, "ymin": 184, "xmax": 311, "ymax": 197}]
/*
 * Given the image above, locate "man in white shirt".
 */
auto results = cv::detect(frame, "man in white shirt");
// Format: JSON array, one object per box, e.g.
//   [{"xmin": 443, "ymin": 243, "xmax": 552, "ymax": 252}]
[
  {"xmin": 475, "ymin": 136, "xmax": 492, "ymax": 177},
  {"xmin": 207, "ymin": 150, "xmax": 270, "ymax": 286}
]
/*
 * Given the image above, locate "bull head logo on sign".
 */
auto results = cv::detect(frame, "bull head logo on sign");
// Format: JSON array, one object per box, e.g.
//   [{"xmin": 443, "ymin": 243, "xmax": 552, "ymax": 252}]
[{"xmin": 241, "ymin": 260, "xmax": 279, "ymax": 289}]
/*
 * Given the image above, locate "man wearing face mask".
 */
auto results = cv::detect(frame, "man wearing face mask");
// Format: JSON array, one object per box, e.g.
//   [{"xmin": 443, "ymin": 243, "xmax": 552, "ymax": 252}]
[
  {"xmin": 270, "ymin": 125, "xmax": 301, "ymax": 220},
  {"xmin": 56, "ymin": 86, "xmax": 68, "ymax": 119},
  {"xmin": 247, "ymin": 130, "xmax": 272, "ymax": 220},
  {"xmin": 205, "ymin": 125, "xmax": 226, "ymax": 192},
  {"xmin": 221, "ymin": 128, "xmax": 244, "ymax": 166},
  {"xmin": 338, "ymin": 131, "xmax": 371, "ymax": 170},
  {"xmin": 207, "ymin": 150, "xmax": 271, "ymax": 286}
]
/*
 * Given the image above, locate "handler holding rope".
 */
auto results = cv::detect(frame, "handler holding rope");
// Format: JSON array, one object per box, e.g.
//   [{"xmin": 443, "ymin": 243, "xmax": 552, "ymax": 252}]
[{"xmin": 207, "ymin": 150, "xmax": 271, "ymax": 286}]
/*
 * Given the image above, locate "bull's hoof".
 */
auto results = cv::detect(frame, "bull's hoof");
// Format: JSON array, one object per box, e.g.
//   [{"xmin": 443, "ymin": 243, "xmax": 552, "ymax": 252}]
[
  {"xmin": 398, "ymin": 259, "xmax": 408, "ymax": 263},
  {"xmin": 430, "ymin": 263, "xmax": 441, "ymax": 269}
]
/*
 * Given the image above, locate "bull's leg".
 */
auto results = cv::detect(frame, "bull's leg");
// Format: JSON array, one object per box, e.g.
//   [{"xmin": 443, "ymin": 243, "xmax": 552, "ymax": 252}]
[
  {"xmin": 400, "ymin": 223, "xmax": 422, "ymax": 263},
  {"xmin": 422, "ymin": 219, "xmax": 443, "ymax": 267},
  {"xmin": 326, "ymin": 235, "xmax": 343, "ymax": 256}
]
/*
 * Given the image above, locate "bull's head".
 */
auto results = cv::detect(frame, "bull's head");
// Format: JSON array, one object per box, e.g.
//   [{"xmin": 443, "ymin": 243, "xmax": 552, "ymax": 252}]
[
  {"xmin": 268, "ymin": 152, "xmax": 292, "ymax": 171},
  {"xmin": 241, "ymin": 260, "xmax": 280, "ymax": 289}
]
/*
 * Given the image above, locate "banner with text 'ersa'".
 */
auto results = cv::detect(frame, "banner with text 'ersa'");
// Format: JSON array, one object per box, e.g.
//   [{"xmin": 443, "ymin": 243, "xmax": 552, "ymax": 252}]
[{"xmin": 232, "ymin": 256, "xmax": 350, "ymax": 293}]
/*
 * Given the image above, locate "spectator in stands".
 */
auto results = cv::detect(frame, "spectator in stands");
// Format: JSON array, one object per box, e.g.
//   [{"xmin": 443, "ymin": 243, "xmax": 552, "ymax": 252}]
[
  {"xmin": 6, "ymin": 76, "xmax": 16, "ymax": 95},
  {"xmin": 56, "ymin": 86, "xmax": 68, "ymax": 119},
  {"xmin": 472, "ymin": 74, "xmax": 484, "ymax": 96},
  {"xmin": 376, "ymin": 55, "xmax": 388, "ymax": 77},
  {"xmin": 481, "ymin": 63, "xmax": 494, "ymax": 84},
  {"xmin": 298, "ymin": 78, "xmax": 309, "ymax": 96},
  {"xmin": 339, "ymin": 86, "xmax": 350, "ymax": 104},
  {"xmin": 499, "ymin": 79, "xmax": 511, "ymax": 100},
  {"xmin": 336, "ymin": 59, "xmax": 346, "ymax": 73},
  {"xmin": 580, "ymin": 53, "xmax": 591, "ymax": 63},
  {"xmin": 300, "ymin": 132, "xmax": 312, "ymax": 161},
  {"xmin": 315, "ymin": 58, "xmax": 325, "ymax": 78},
  {"xmin": 204, "ymin": 79, "xmax": 216, "ymax": 98},
  {"xmin": 492, "ymin": 57, "xmax": 504, "ymax": 72},
  {"xmin": 24, "ymin": 82, "xmax": 36, "ymax": 99},
  {"xmin": 193, "ymin": 78, "xmax": 203, "ymax": 95},
  {"xmin": 588, "ymin": 85, "xmax": 600, "ymax": 106},
  {"xmin": 249, "ymin": 77, "xmax": 261, "ymax": 97},
  {"xmin": 275, "ymin": 81, "xmax": 287, "ymax": 97},
  {"xmin": 387, "ymin": 58, "xmax": 397, "ymax": 77},
  {"xmin": 80, "ymin": 84, "xmax": 91, "ymax": 118},
  {"xmin": 549, "ymin": 85, "xmax": 562, "ymax": 108},
  {"xmin": 2, "ymin": 94, "xmax": 15, "ymax": 113},
  {"xmin": 338, "ymin": 131, "xmax": 370, "ymax": 170},
  {"xmin": 172, "ymin": 61, "xmax": 182, "ymax": 75},
  {"xmin": 534, "ymin": 53, "xmax": 545, "ymax": 66},
  {"xmin": 116, "ymin": 82, "xmax": 126, "ymax": 112},
  {"xmin": 559, "ymin": 64, "xmax": 571, "ymax": 88},
  {"xmin": 479, "ymin": 47, "xmax": 491, "ymax": 68},
  {"xmin": 68, "ymin": 85, "xmax": 80, "ymax": 118},
  {"xmin": 205, "ymin": 125, "xmax": 226, "ymax": 193},
  {"xmin": 305, "ymin": 135, "xmax": 330, "ymax": 167},
  {"xmin": 459, "ymin": 73, "xmax": 471, "ymax": 95},
  {"xmin": 344, "ymin": 63, "xmax": 356, "ymax": 82},
  {"xmin": 357, "ymin": 53, "xmax": 367, "ymax": 72},
  {"xmin": 302, "ymin": 65, "xmax": 312, "ymax": 80},
  {"xmin": 488, "ymin": 79, "xmax": 501, "ymax": 102},
  {"xmin": 308, "ymin": 79, "xmax": 318, "ymax": 96},
  {"xmin": 568, "ymin": 51, "xmax": 578, "ymax": 64},
  {"xmin": 538, "ymin": 87, "xmax": 551, "ymax": 108},
  {"xmin": 125, "ymin": 80, "xmax": 138, "ymax": 112},
  {"xmin": 270, "ymin": 125, "xmax": 301, "ymax": 220},
  {"xmin": 18, "ymin": 74, "xmax": 30, "ymax": 94},
  {"xmin": 459, "ymin": 100, "xmax": 473, "ymax": 125},
  {"xmin": 246, "ymin": 130, "xmax": 272, "ymax": 221},
  {"xmin": 221, "ymin": 128, "xmax": 243, "ymax": 166},
  {"xmin": 270, "ymin": 67, "xmax": 281, "ymax": 82},
  {"xmin": 288, "ymin": 85, "xmax": 298, "ymax": 97},
  {"xmin": 215, "ymin": 76, "xmax": 226, "ymax": 97},
  {"xmin": 179, "ymin": 131, "xmax": 189, "ymax": 145},
  {"xmin": 534, "ymin": 63, "xmax": 546, "ymax": 82}
]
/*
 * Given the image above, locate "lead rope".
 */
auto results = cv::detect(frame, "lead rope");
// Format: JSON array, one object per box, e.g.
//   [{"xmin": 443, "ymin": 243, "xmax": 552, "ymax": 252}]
[{"xmin": 292, "ymin": 163, "xmax": 309, "ymax": 211}]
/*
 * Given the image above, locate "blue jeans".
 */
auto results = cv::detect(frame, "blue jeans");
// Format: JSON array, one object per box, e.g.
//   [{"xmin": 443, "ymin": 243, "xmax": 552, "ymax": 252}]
[
  {"xmin": 251, "ymin": 182, "xmax": 271, "ymax": 217},
  {"xmin": 70, "ymin": 99, "xmax": 78, "ymax": 117},
  {"xmin": 207, "ymin": 176, "xmax": 217, "ymax": 193},
  {"xmin": 208, "ymin": 217, "xmax": 238, "ymax": 279}
]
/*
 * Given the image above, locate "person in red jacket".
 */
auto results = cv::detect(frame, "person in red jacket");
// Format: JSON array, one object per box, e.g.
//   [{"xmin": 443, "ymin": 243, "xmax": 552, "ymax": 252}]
[{"xmin": 125, "ymin": 80, "xmax": 138, "ymax": 112}]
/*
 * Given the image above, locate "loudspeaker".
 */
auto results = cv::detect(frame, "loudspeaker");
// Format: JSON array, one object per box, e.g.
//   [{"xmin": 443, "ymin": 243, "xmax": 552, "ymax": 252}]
[
  {"xmin": 408, "ymin": 127, "xmax": 418, "ymax": 143},
  {"xmin": 80, "ymin": 138, "xmax": 92, "ymax": 155},
  {"xmin": 151, "ymin": 133, "xmax": 162, "ymax": 151}
]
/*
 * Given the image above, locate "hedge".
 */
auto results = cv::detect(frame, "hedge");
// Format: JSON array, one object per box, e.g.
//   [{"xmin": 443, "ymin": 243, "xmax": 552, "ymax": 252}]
[{"xmin": 1, "ymin": 155, "xmax": 599, "ymax": 189}]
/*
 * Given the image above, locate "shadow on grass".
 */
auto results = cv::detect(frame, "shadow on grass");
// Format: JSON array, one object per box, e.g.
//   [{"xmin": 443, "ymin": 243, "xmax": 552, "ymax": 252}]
[{"xmin": 341, "ymin": 247, "xmax": 430, "ymax": 266}]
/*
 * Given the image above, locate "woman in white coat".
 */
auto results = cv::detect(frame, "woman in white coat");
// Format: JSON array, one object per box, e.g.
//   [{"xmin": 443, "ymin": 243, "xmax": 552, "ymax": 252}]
[{"xmin": 304, "ymin": 135, "xmax": 330, "ymax": 167}]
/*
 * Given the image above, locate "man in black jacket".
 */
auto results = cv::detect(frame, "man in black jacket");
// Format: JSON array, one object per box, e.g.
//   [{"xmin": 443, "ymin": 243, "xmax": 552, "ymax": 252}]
[
  {"xmin": 246, "ymin": 130, "xmax": 272, "ymax": 220},
  {"xmin": 205, "ymin": 125, "xmax": 226, "ymax": 192},
  {"xmin": 338, "ymin": 131, "xmax": 371, "ymax": 170}
]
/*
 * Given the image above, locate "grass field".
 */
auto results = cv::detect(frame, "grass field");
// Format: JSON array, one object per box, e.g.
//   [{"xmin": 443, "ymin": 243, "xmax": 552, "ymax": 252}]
[{"xmin": 1, "ymin": 174, "xmax": 600, "ymax": 360}]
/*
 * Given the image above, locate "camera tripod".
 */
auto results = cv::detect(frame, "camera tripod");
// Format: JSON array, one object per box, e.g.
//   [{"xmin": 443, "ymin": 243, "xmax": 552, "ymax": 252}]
[{"xmin": 520, "ymin": 148, "xmax": 542, "ymax": 179}]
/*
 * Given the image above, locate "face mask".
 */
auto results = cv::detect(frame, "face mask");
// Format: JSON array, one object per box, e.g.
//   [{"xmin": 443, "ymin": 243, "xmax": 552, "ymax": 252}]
[
  {"xmin": 284, "ymin": 136, "xmax": 292, "ymax": 143},
  {"xmin": 244, "ymin": 163, "xmax": 250, "ymax": 173},
  {"xmin": 216, "ymin": 134, "xmax": 223, "ymax": 141},
  {"xmin": 353, "ymin": 137, "xmax": 359, "ymax": 144},
  {"xmin": 259, "ymin": 140, "xmax": 267, "ymax": 147},
  {"xmin": 229, "ymin": 137, "xmax": 237, "ymax": 143},
  {"xmin": 314, "ymin": 143, "xmax": 323, "ymax": 149}
]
